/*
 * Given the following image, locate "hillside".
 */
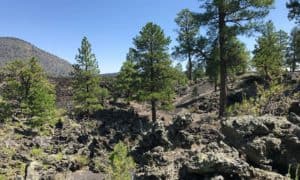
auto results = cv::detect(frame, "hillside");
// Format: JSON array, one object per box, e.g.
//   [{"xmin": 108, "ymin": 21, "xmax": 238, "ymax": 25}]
[{"xmin": 0, "ymin": 37, "xmax": 72, "ymax": 77}]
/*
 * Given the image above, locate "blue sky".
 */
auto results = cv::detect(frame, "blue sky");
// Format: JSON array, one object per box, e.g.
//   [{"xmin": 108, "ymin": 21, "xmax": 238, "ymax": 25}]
[{"xmin": 0, "ymin": 0, "xmax": 296, "ymax": 73}]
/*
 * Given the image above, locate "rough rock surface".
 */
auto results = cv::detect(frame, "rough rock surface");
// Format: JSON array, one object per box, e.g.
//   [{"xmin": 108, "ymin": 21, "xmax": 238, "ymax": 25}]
[
  {"xmin": 5, "ymin": 113, "xmax": 291, "ymax": 179},
  {"xmin": 54, "ymin": 171, "xmax": 105, "ymax": 180},
  {"xmin": 222, "ymin": 115, "xmax": 300, "ymax": 175},
  {"xmin": 134, "ymin": 114, "xmax": 288, "ymax": 179},
  {"xmin": 1, "ymin": 74, "xmax": 299, "ymax": 179}
]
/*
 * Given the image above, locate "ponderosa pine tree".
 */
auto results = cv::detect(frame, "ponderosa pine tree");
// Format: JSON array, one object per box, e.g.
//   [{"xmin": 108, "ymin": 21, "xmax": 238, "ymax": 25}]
[
  {"xmin": 126, "ymin": 48, "xmax": 139, "ymax": 62},
  {"xmin": 192, "ymin": 61, "xmax": 206, "ymax": 79},
  {"xmin": 252, "ymin": 22, "xmax": 284, "ymax": 81},
  {"xmin": 116, "ymin": 49, "xmax": 139, "ymax": 101},
  {"xmin": 226, "ymin": 37, "xmax": 249, "ymax": 76},
  {"xmin": 133, "ymin": 22, "xmax": 177, "ymax": 122},
  {"xmin": 206, "ymin": 37, "xmax": 249, "ymax": 91},
  {"xmin": 72, "ymin": 36, "xmax": 107, "ymax": 117},
  {"xmin": 197, "ymin": 0, "xmax": 274, "ymax": 117},
  {"xmin": 287, "ymin": 27, "xmax": 300, "ymax": 71},
  {"xmin": 173, "ymin": 9, "xmax": 200, "ymax": 80},
  {"xmin": 206, "ymin": 40, "xmax": 220, "ymax": 91},
  {"xmin": 175, "ymin": 63, "xmax": 183, "ymax": 73},
  {"xmin": 0, "ymin": 58, "xmax": 55, "ymax": 126},
  {"xmin": 287, "ymin": 0, "xmax": 300, "ymax": 24},
  {"xmin": 277, "ymin": 30, "xmax": 289, "ymax": 68},
  {"xmin": 172, "ymin": 63, "xmax": 188, "ymax": 86}
]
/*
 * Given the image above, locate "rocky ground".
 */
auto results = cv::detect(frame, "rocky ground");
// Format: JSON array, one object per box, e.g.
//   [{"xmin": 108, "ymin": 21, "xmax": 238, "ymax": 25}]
[{"xmin": 0, "ymin": 73, "xmax": 300, "ymax": 180}]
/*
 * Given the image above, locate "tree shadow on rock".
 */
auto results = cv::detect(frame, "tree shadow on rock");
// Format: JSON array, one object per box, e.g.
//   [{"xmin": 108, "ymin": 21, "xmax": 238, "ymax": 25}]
[{"xmin": 94, "ymin": 108, "xmax": 152, "ymax": 146}]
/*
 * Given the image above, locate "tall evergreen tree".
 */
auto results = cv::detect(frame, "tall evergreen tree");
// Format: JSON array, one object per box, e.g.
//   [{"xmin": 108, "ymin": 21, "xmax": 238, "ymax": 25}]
[
  {"xmin": 206, "ymin": 37, "xmax": 249, "ymax": 90},
  {"xmin": 206, "ymin": 40, "xmax": 220, "ymax": 91},
  {"xmin": 72, "ymin": 36, "xmax": 107, "ymax": 116},
  {"xmin": 116, "ymin": 49, "xmax": 139, "ymax": 100},
  {"xmin": 277, "ymin": 30, "xmax": 289, "ymax": 68},
  {"xmin": 197, "ymin": 0, "xmax": 274, "ymax": 117},
  {"xmin": 175, "ymin": 63, "xmax": 183, "ymax": 73},
  {"xmin": 133, "ymin": 22, "xmax": 176, "ymax": 122},
  {"xmin": 252, "ymin": 22, "xmax": 284, "ymax": 81},
  {"xmin": 287, "ymin": 0, "xmax": 300, "ymax": 24},
  {"xmin": 0, "ymin": 58, "xmax": 56, "ymax": 126},
  {"xmin": 226, "ymin": 37, "xmax": 249, "ymax": 76},
  {"xmin": 287, "ymin": 27, "xmax": 300, "ymax": 71},
  {"xmin": 126, "ymin": 48, "xmax": 139, "ymax": 62},
  {"xmin": 192, "ymin": 61, "xmax": 206, "ymax": 80},
  {"xmin": 173, "ymin": 9, "xmax": 200, "ymax": 80}
]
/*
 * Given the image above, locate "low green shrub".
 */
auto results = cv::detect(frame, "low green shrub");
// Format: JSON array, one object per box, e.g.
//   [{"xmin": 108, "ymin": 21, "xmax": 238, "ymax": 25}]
[
  {"xmin": 74, "ymin": 155, "xmax": 89, "ymax": 168},
  {"xmin": 0, "ymin": 174, "xmax": 6, "ymax": 180},
  {"xmin": 0, "ymin": 147, "xmax": 16, "ymax": 160},
  {"xmin": 31, "ymin": 148, "xmax": 44, "ymax": 159},
  {"xmin": 93, "ymin": 157, "xmax": 108, "ymax": 173},
  {"xmin": 227, "ymin": 83, "xmax": 285, "ymax": 116},
  {"xmin": 55, "ymin": 152, "xmax": 64, "ymax": 161},
  {"xmin": 109, "ymin": 142, "xmax": 135, "ymax": 180}
]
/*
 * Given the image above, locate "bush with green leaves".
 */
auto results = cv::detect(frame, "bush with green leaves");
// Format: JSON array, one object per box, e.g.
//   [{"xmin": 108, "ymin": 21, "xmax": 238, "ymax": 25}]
[
  {"xmin": 74, "ymin": 154, "xmax": 89, "ymax": 168},
  {"xmin": 109, "ymin": 142, "xmax": 135, "ymax": 180},
  {"xmin": 0, "ymin": 175, "xmax": 5, "ymax": 180},
  {"xmin": 54, "ymin": 152, "xmax": 64, "ymax": 161},
  {"xmin": 0, "ymin": 58, "xmax": 56, "ymax": 126},
  {"xmin": 227, "ymin": 97, "xmax": 259, "ymax": 116},
  {"xmin": 30, "ymin": 148, "xmax": 45, "ymax": 159},
  {"xmin": 227, "ymin": 83, "xmax": 285, "ymax": 116}
]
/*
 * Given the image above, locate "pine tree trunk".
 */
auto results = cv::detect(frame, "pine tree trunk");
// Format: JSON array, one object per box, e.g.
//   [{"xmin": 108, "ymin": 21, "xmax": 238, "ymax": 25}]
[
  {"xmin": 214, "ymin": 79, "xmax": 218, "ymax": 92},
  {"xmin": 151, "ymin": 100, "xmax": 156, "ymax": 122},
  {"xmin": 292, "ymin": 53, "xmax": 296, "ymax": 72},
  {"xmin": 264, "ymin": 65, "xmax": 272, "ymax": 82},
  {"xmin": 85, "ymin": 64, "xmax": 90, "ymax": 115},
  {"xmin": 150, "ymin": 43, "xmax": 156, "ymax": 122},
  {"xmin": 188, "ymin": 53, "xmax": 192, "ymax": 81},
  {"xmin": 218, "ymin": 4, "xmax": 227, "ymax": 118},
  {"xmin": 292, "ymin": 61, "xmax": 296, "ymax": 72}
]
